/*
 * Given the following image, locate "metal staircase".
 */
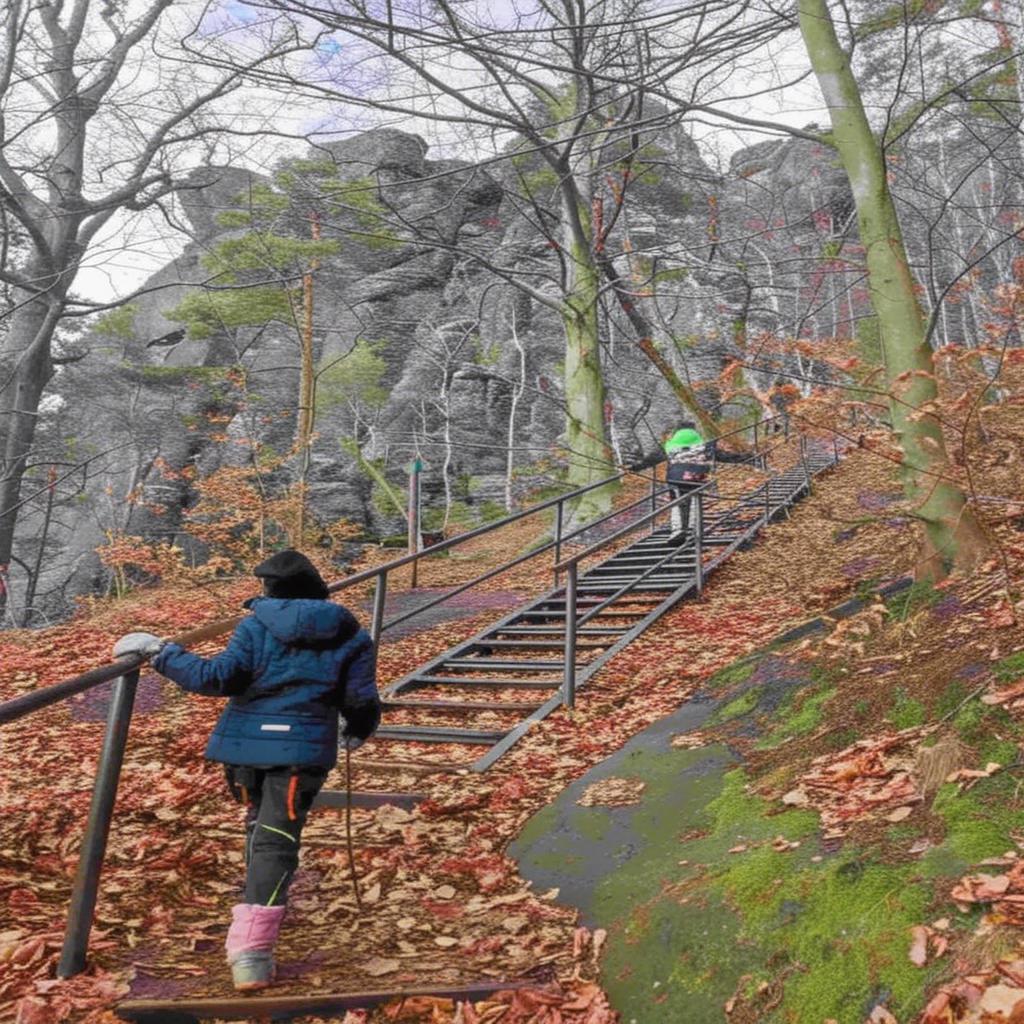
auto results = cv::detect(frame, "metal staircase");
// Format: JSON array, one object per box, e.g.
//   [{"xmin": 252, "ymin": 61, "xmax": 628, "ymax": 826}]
[{"xmin": 370, "ymin": 440, "xmax": 838, "ymax": 772}]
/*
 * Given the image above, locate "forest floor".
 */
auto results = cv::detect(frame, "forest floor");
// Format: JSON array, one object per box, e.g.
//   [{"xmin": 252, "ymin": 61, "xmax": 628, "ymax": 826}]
[{"xmin": 2, "ymin": 416, "xmax": 1024, "ymax": 1023}]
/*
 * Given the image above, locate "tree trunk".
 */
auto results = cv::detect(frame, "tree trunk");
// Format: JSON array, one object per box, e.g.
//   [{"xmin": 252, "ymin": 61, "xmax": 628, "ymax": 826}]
[
  {"xmin": 597, "ymin": 253, "xmax": 718, "ymax": 436},
  {"xmin": 562, "ymin": 249, "xmax": 614, "ymax": 517},
  {"xmin": 0, "ymin": 294, "xmax": 58, "ymax": 617},
  {"xmin": 798, "ymin": 0, "xmax": 989, "ymax": 577},
  {"xmin": 505, "ymin": 304, "xmax": 526, "ymax": 512}
]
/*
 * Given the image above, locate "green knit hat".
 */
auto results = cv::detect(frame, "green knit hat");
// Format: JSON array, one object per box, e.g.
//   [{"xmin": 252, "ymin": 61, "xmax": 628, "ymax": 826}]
[{"xmin": 664, "ymin": 426, "xmax": 704, "ymax": 453}]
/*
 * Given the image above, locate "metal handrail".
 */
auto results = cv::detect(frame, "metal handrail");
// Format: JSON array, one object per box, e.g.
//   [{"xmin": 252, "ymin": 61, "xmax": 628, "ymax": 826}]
[
  {"xmin": 377, "ymin": 483, "xmax": 672, "ymax": 633},
  {"xmin": 326, "ymin": 466, "xmax": 633, "ymax": 593}
]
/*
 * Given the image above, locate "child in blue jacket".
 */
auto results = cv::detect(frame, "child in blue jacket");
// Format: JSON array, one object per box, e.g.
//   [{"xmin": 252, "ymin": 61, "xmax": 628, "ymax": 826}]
[{"xmin": 113, "ymin": 549, "xmax": 381, "ymax": 991}]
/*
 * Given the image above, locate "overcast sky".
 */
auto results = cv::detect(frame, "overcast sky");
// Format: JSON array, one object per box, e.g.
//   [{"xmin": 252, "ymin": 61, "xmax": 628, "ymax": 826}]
[{"xmin": 73, "ymin": 4, "xmax": 827, "ymax": 306}]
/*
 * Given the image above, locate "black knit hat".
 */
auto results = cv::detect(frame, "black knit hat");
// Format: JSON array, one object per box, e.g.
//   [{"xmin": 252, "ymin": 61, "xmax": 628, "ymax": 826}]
[{"xmin": 253, "ymin": 549, "xmax": 328, "ymax": 600}]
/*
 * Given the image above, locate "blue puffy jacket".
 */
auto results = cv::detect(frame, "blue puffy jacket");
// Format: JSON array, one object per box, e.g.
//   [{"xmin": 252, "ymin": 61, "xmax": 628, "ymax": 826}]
[{"xmin": 152, "ymin": 597, "xmax": 378, "ymax": 768}]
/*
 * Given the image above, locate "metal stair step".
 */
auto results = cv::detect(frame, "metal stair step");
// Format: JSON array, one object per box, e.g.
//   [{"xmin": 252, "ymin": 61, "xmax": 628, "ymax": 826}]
[
  {"xmin": 578, "ymin": 585, "xmax": 677, "ymax": 593},
  {"xmin": 313, "ymin": 789, "xmax": 424, "ymax": 811},
  {"xmin": 374, "ymin": 725, "xmax": 509, "ymax": 745},
  {"xmin": 383, "ymin": 698, "xmax": 542, "ymax": 713},
  {"xmin": 516, "ymin": 609, "xmax": 649, "ymax": 620},
  {"xmin": 492, "ymin": 626, "xmax": 625, "ymax": 636},
  {"xmin": 406, "ymin": 676, "xmax": 559, "ymax": 689},
  {"xmin": 581, "ymin": 575, "xmax": 688, "ymax": 585},
  {"xmin": 441, "ymin": 659, "xmax": 566, "ymax": 670},
  {"xmin": 472, "ymin": 638, "xmax": 611, "ymax": 650},
  {"xmin": 589, "ymin": 559, "xmax": 696, "ymax": 569}
]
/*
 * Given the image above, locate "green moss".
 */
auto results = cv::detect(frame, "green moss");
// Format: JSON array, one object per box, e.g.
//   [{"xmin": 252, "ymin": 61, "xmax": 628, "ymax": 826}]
[
  {"xmin": 935, "ymin": 679, "xmax": 969, "ymax": 718},
  {"xmin": 885, "ymin": 822, "xmax": 923, "ymax": 844},
  {"xmin": 928, "ymin": 774, "xmax": 1022, "ymax": 866},
  {"xmin": 758, "ymin": 687, "xmax": 837, "ymax": 749},
  {"xmin": 886, "ymin": 581, "xmax": 939, "ymax": 620},
  {"xmin": 887, "ymin": 687, "xmax": 926, "ymax": 730},
  {"xmin": 995, "ymin": 651, "xmax": 1024, "ymax": 683},
  {"xmin": 517, "ymin": 635, "xmax": 1024, "ymax": 1024},
  {"xmin": 709, "ymin": 689, "xmax": 760, "ymax": 725},
  {"xmin": 707, "ymin": 660, "xmax": 757, "ymax": 690},
  {"xmin": 693, "ymin": 774, "xmax": 944, "ymax": 1022},
  {"xmin": 771, "ymin": 859, "xmax": 937, "ymax": 1022},
  {"xmin": 825, "ymin": 726, "xmax": 858, "ymax": 751},
  {"xmin": 954, "ymin": 701, "xmax": 1014, "ymax": 744},
  {"xmin": 952, "ymin": 698, "xmax": 985, "ymax": 739},
  {"xmin": 978, "ymin": 738, "xmax": 1020, "ymax": 767},
  {"xmin": 705, "ymin": 769, "xmax": 819, "ymax": 843}
]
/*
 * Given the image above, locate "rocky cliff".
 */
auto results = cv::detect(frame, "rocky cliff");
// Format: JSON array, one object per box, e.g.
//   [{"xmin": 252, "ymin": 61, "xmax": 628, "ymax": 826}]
[{"xmin": 16, "ymin": 125, "xmax": 860, "ymax": 621}]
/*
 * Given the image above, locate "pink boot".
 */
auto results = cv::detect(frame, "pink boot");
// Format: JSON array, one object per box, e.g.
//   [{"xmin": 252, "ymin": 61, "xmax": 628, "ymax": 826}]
[{"xmin": 225, "ymin": 904, "xmax": 286, "ymax": 992}]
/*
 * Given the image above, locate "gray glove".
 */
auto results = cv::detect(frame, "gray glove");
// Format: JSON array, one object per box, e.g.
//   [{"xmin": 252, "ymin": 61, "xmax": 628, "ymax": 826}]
[
  {"xmin": 112, "ymin": 631, "xmax": 166, "ymax": 660},
  {"xmin": 339, "ymin": 717, "xmax": 364, "ymax": 752}
]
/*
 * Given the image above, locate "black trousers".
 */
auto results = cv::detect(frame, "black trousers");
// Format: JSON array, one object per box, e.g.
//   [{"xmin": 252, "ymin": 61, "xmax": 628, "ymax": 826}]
[
  {"xmin": 225, "ymin": 765, "xmax": 328, "ymax": 906},
  {"xmin": 666, "ymin": 468, "xmax": 707, "ymax": 536}
]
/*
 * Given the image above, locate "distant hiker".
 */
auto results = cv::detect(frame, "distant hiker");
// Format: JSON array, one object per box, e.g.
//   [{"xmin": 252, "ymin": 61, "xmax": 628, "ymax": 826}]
[
  {"xmin": 768, "ymin": 378, "xmax": 795, "ymax": 435},
  {"xmin": 112, "ymin": 549, "xmax": 381, "ymax": 992},
  {"xmin": 663, "ymin": 421, "xmax": 750, "ymax": 546}
]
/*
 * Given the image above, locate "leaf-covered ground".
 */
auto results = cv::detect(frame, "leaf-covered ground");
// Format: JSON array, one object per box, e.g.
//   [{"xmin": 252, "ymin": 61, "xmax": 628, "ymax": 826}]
[{"xmin": 2, "ymin": 428, "xmax": 1022, "ymax": 1023}]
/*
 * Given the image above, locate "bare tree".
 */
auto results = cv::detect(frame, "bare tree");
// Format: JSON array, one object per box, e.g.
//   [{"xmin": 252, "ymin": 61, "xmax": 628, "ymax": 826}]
[
  {"xmin": 0, "ymin": 0, "xmax": 312, "ymax": 615},
  {"xmin": 229, "ymin": 0, "xmax": 786, "ymax": 517},
  {"xmin": 796, "ymin": 0, "xmax": 991, "ymax": 575}
]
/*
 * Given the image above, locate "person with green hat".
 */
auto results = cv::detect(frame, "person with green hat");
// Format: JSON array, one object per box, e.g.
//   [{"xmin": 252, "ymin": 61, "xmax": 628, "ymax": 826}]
[{"xmin": 663, "ymin": 421, "xmax": 749, "ymax": 546}]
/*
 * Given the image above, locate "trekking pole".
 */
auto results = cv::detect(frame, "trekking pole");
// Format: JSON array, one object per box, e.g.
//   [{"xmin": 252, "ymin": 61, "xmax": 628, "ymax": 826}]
[{"xmin": 344, "ymin": 746, "xmax": 363, "ymax": 913}]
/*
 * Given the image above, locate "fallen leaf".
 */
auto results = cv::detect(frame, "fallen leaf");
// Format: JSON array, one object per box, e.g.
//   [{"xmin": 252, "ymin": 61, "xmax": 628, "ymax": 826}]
[
  {"xmin": 576, "ymin": 777, "xmax": 646, "ymax": 807},
  {"xmin": 979, "ymin": 984, "xmax": 1024, "ymax": 1018},
  {"xmin": 869, "ymin": 1005, "xmax": 898, "ymax": 1024},
  {"xmin": 361, "ymin": 957, "xmax": 400, "ymax": 977},
  {"xmin": 886, "ymin": 806, "xmax": 913, "ymax": 823},
  {"xmin": 909, "ymin": 925, "xmax": 929, "ymax": 967}
]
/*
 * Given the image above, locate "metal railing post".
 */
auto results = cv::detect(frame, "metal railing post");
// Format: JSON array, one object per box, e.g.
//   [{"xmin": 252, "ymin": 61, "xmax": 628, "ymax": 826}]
[
  {"xmin": 553, "ymin": 499, "xmax": 564, "ymax": 585},
  {"xmin": 58, "ymin": 667, "xmax": 140, "ymax": 978},
  {"xmin": 833, "ymin": 435, "xmax": 839, "ymax": 463},
  {"xmin": 649, "ymin": 468, "xmax": 658, "ymax": 534},
  {"xmin": 370, "ymin": 571, "xmax": 388, "ymax": 648},
  {"xmin": 800, "ymin": 436, "xmax": 813, "ymax": 495},
  {"xmin": 764, "ymin": 479, "xmax": 771, "ymax": 525},
  {"xmin": 563, "ymin": 562, "xmax": 578, "ymax": 708},
  {"xmin": 753, "ymin": 418, "xmax": 759, "ymax": 453},
  {"xmin": 694, "ymin": 492, "xmax": 704, "ymax": 596}
]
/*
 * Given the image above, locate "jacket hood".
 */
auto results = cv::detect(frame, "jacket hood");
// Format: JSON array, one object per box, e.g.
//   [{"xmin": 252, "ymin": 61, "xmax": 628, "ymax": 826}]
[{"xmin": 245, "ymin": 597, "xmax": 361, "ymax": 645}]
